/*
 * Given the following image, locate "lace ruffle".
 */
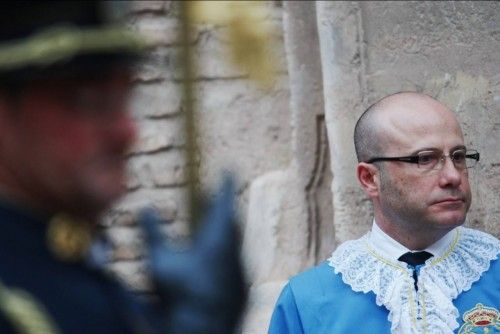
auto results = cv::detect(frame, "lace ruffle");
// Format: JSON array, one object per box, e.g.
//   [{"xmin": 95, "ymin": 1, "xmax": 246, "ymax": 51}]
[{"xmin": 328, "ymin": 227, "xmax": 499, "ymax": 334}]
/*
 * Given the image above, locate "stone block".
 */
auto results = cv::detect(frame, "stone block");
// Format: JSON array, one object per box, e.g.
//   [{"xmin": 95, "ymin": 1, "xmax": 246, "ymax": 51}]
[
  {"xmin": 107, "ymin": 226, "xmax": 143, "ymax": 250},
  {"xmin": 192, "ymin": 20, "xmax": 288, "ymax": 79},
  {"xmin": 109, "ymin": 261, "xmax": 152, "ymax": 292},
  {"xmin": 131, "ymin": 118, "xmax": 185, "ymax": 154},
  {"xmin": 127, "ymin": 150, "xmax": 186, "ymax": 189},
  {"xmin": 196, "ymin": 77, "xmax": 291, "ymax": 193},
  {"xmin": 243, "ymin": 171, "xmax": 286, "ymax": 284},
  {"xmin": 130, "ymin": 81, "xmax": 182, "ymax": 118},
  {"xmin": 241, "ymin": 281, "xmax": 287, "ymax": 334},
  {"xmin": 132, "ymin": 50, "xmax": 175, "ymax": 82},
  {"xmin": 132, "ymin": 16, "xmax": 199, "ymax": 46},
  {"xmin": 126, "ymin": 166, "xmax": 141, "ymax": 191},
  {"xmin": 243, "ymin": 170, "xmax": 308, "ymax": 285},
  {"xmin": 129, "ymin": 1, "xmax": 167, "ymax": 13},
  {"xmin": 104, "ymin": 188, "xmax": 184, "ymax": 228}
]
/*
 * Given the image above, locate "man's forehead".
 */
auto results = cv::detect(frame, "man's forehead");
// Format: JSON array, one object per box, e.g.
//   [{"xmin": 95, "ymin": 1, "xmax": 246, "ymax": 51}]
[
  {"xmin": 373, "ymin": 93, "xmax": 464, "ymax": 151},
  {"xmin": 375, "ymin": 93, "xmax": 456, "ymax": 126},
  {"xmin": 377, "ymin": 93, "xmax": 449, "ymax": 115}
]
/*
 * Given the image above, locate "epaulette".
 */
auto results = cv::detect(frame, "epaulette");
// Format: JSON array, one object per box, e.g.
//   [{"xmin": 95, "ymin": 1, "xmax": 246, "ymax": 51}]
[{"xmin": 0, "ymin": 280, "xmax": 60, "ymax": 334}]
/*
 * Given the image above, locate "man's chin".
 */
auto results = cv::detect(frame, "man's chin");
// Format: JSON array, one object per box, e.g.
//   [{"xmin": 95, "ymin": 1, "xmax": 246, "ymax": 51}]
[{"xmin": 431, "ymin": 212, "xmax": 466, "ymax": 229}]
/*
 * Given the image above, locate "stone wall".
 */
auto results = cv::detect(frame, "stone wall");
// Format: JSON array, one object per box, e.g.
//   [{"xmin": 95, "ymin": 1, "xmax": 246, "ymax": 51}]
[
  {"xmin": 104, "ymin": 1, "xmax": 499, "ymax": 332},
  {"xmin": 103, "ymin": 1, "xmax": 187, "ymax": 292},
  {"xmin": 104, "ymin": 0, "xmax": 293, "ymax": 293}
]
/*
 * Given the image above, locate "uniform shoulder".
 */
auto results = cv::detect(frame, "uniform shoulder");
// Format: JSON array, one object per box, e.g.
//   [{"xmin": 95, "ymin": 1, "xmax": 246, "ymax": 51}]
[
  {"xmin": 289, "ymin": 261, "xmax": 332, "ymax": 282},
  {"xmin": 288, "ymin": 262, "xmax": 340, "ymax": 295},
  {"xmin": 460, "ymin": 227, "xmax": 499, "ymax": 243},
  {"xmin": 458, "ymin": 227, "xmax": 500, "ymax": 257}
]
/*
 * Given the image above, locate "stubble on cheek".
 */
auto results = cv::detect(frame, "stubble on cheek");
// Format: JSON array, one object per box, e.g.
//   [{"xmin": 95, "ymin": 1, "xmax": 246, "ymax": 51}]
[{"xmin": 379, "ymin": 171, "xmax": 427, "ymax": 226}]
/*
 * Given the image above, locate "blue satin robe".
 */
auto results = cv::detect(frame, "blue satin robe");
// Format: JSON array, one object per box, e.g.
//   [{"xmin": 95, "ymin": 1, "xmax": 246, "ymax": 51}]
[{"xmin": 269, "ymin": 260, "xmax": 499, "ymax": 333}]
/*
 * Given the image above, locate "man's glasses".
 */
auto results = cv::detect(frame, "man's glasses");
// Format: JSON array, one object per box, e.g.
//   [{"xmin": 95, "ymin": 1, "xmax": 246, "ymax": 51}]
[{"xmin": 365, "ymin": 149, "xmax": 480, "ymax": 171}]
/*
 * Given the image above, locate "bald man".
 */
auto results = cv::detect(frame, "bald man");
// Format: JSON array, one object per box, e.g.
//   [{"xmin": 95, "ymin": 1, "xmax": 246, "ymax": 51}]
[{"xmin": 268, "ymin": 92, "xmax": 499, "ymax": 334}]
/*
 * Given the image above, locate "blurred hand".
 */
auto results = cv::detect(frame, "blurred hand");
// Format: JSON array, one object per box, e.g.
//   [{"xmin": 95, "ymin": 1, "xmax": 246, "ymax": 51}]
[{"xmin": 139, "ymin": 176, "xmax": 247, "ymax": 334}]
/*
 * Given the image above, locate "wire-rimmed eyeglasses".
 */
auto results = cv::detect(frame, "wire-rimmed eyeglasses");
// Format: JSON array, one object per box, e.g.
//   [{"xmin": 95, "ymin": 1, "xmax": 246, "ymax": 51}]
[{"xmin": 365, "ymin": 149, "xmax": 480, "ymax": 171}]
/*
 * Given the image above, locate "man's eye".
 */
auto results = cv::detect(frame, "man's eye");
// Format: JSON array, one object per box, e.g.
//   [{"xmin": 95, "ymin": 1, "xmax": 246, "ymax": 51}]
[
  {"xmin": 452, "ymin": 151, "xmax": 466, "ymax": 162},
  {"xmin": 418, "ymin": 152, "xmax": 437, "ymax": 165}
]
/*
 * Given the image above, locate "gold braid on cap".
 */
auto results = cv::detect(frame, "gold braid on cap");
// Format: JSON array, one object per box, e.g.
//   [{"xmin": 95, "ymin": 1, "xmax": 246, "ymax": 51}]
[{"xmin": 0, "ymin": 25, "xmax": 150, "ymax": 71}]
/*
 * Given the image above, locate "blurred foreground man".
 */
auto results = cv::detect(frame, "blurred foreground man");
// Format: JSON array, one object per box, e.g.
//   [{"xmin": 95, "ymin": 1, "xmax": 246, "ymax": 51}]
[
  {"xmin": 269, "ymin": 92, "xmax": 499, "ymax": 333},
  {"xmin": 0, "ymin": 2, "xmax": 245, "ymax": 333}
]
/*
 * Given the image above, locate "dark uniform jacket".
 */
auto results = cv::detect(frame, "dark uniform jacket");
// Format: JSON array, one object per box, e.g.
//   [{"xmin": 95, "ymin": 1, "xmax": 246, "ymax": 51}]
[{"xmin": 0, "ymin": 200, "xmax": 162, "ymax": 334}]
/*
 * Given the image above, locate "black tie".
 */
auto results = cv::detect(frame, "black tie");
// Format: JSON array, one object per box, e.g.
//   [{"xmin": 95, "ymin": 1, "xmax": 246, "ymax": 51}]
[{"xmin": 398, "ymin": 251, "xmax": 433, "ymax": 291}]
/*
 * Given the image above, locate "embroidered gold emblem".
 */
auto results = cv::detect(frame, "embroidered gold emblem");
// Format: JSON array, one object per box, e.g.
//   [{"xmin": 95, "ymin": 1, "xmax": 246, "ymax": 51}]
[
  {"xmin": 458, "ymin": 303, "xmax": 500, "ymax": 334},
  {"xmin": 46, "ymin": 213, "xmax": 93, "ymax": 262}
]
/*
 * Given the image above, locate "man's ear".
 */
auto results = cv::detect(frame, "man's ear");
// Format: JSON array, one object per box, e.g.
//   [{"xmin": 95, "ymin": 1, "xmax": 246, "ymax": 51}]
[{"xmin": 356, "ymin": 162, "xmax": 380, "ymax": 198}]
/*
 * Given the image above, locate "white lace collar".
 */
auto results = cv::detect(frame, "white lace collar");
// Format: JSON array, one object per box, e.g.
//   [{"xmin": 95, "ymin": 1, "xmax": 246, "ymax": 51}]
[
  {"xmin": 369, "ymin": 221, "xmax": 457, "ymax": 260},
  {"xmin": 328, "ymin": 227, "xmax": 499, "ymax": 334}
]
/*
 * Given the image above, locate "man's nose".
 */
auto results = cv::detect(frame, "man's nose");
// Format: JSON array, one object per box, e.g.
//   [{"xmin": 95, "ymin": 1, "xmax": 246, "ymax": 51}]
[{"xmin": 438, "ymin": 156, "xmax": 463, "ymax": 188}]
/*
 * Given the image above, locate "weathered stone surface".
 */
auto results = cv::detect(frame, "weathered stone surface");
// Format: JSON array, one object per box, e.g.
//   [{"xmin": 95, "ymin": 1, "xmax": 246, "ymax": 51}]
[
  {"xmin": 130, "ymin": 16, "xmax": 182, "ymax": 46},
  {"xmin": 130, "ymin": 81, "xmax": 182, "ymax": 117},
  {"xmin": 125, "ymin": 165, "xmax": 141, "ymax": 191},
  {"xmin": 129, "ymin": 0, "xmax": 168, "ymax": 13},
  {"xmin": 243, "ymin": 171, "xmax": 286, "ymax": 284},
  {"xmin": 196, "ymin": 76, "xmax": 292, "ymax": 194},
  {"xmin": 132, "ymin": 50, "xmax": 175, "ymax": 82},
  {"xmin": 240, "ymin": 281, "xmax": 287, "ymax": 334},
  {"xmin": 131, "ymin": 118, "xmax": 185, "ymax": 154},
  {"xmin": 127, "ymin": 149, "xmax": 186, "ymax": 189},
  {"xmin": 105, "ymin": 188, "xmax": 186, "ymax": 227},
  {"xmin": 192, "ymin": 28, "xmax": 247, "ymax": 79},
  {"xmin": 242, "ymin": 5, "xmax": 334, "ymax": 332},
  {"xmin": 316, "ymin": 1, "xmax": 373, "ymax": 243},
  {"xmin": 283, "ymin": 1, "xmax": 334, "ymax": 262},
  {"xmin": 361, "ymin": 2, "xmax": 499, "ymax": 99},
  {"xmin": 107, "ymin": 226, "xmax": 143, "ymax": 250},
  {"xmin": 109, "ymin": 261, "xmax": 152, "ymax": 292},
  {"xmin": 243, "ymin": 170, "xmax": 308, "ymax": 285},
  {"xmin": 193, "ymin": 21, "xmax": 289, "ymax": 79}
]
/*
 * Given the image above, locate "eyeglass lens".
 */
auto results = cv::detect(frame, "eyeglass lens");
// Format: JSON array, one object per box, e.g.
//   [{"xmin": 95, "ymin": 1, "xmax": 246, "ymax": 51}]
[{"xmin": 417, "ymin": 150, "xmax": 478, "ymax": 170}]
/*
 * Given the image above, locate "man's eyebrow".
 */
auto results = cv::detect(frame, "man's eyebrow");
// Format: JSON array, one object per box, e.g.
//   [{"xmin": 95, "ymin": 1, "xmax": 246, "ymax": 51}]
[
  {"xmin": 408, "ymin": 145, "xmax": 467, "ymax": 156},
  {"xmin": 408, "ymin": 147, "xmax": 440, "ymax": 155},
  {"xmin": 450, "ymin": 145, "xmax": 467, "ymax": 152}
]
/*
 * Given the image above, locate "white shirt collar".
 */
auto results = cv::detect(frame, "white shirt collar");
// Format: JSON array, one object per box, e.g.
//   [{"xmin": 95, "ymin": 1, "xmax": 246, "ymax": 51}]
[{"xmin": 368, "ymin": 220, "xmax": 456, "ymax": 261}]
